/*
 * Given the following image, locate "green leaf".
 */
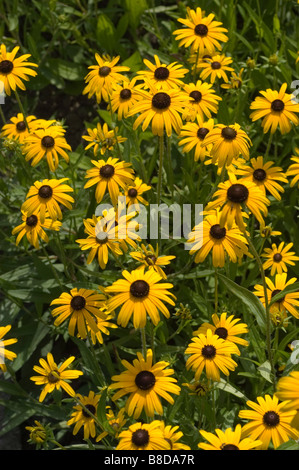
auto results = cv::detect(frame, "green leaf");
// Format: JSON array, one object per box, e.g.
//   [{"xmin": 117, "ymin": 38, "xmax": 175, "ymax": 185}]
[
  {"xmin": 258, "ymin": 360, "xmax": 273, "ymax": 383},
  {"xmin": 96, "ymin": 14, "xmax": 116, "ymax": 53},
  {"xmin": 124, "ymin": 0, "xmax": 148, "ymax": 31}
]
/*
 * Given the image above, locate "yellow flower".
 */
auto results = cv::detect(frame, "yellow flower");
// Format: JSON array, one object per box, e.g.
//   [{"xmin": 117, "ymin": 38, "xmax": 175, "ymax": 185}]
[
  {"xmin": 0, "ymin": 113, "xmax": 36, "ymax": 143},
  {"xmin": 179, "ymin": 116, "xmax": 214, "ymax": 162},
  {"xmin": 0, "ymin": 325, "xmax": 17, "ymax": 372},
  {"xmin": 124, "ymin": 177, "xmax": 151, "ymax": 209},
  {"xmin": 67, "ymin": 391, "xmax": 101, "ymax": 440},
  {"xmin": 82, "ymin": 122, "xmax": 127, "ymax": 156},
  {"xmin": 130, "ymin": 243, "xmax": 175, "ymax": 279},
  {"xmin": 116, "ymin": 420, "xmax": 170, "ymax": 450},
  {"xmin": 221, "ymin": 68, "xmax": 244, "ymax": 89},
  {"xmin": 108, "ymin": 78, "xmax": 143, "ymax": 120},
  {"xmin": 261, "ymin": 242, "xmax": 299, "ymax": 276},
  {"xmin": 96, "ymin": 407, "xmax": 127, "ymax": 442},
  {"xmin": 0, "ymin": 43, "xmax": 38, "ymax": 95},
  {"xmin": 199, "ymin": 424, "xmax": 262, "ymax": 450},
  {"xmin": 286, "ymin": 148, "xmax": 299, "ymax": 187},
  {"xmin": 182, "ymin": 80, "xmax": 221, "ymax": 121},
  {"xmin": 12, "ymin": 210, "xmax": 61, "ymax": 249},
  {"xmin": 160, "ymin": 422, "xmax": 191, "ymax": 450},
  {"xmin": 137, "ymin": 54, "xmax": 188, "ymax": 91},
  {"xmin": 199, "ymin": 54, "xmax": 234, "ymax": 84}
]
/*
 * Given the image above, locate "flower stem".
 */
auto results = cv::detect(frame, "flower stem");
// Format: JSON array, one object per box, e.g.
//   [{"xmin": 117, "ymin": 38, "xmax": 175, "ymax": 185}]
[
  {"xmin": 157, "ymin": 134, "xmax": 164, "ymax": 249},
  {"xmin": 14, "ymin": 89, "xmax": 30, "ymax": 132},
  {"xmin": 140, "ymin": 327, "xmax": 147, "ymax": 358},
  {"xmin": 0, "ymin": 105, "xmax": 6, "ymax": 125}
]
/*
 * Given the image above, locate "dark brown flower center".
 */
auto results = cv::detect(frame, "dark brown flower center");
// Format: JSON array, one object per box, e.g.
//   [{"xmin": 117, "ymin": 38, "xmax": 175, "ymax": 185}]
[
  {"xmin": 221, "ymin": 444, "xmax": 240, "ymax": 450},
  {"xmin": 154, "ymin": 66, "xmax": 170, "ymax": 80},
  {"xmin": 201, "ymin": 344, "xmax": 216, "ymax": 359},
  {"xmin": 48, "ymin": 371, "xmax": 60, "ymax": 383},
  {"xmin": 145, "ymin": 255, "xmax": 157, "ymax": 265},
  {"xmin": 128, "ymin": 187, "xmax": 138, "ymax": 198},
  {"xmin": 70, "ymin": 295, "xmax": 86, "ymax": 310},
  {"xmin": 82, "ymin": 404, "xmax": 96, "ymax": 418},
  {"xmin": 99, "ymin": 66, "xmax": 111, "ymax": 77},
  {"xmin": 131, "ymin": 429, "xmax": 149, "ymax": 447},
  {"xmin": 130, "ymin": 280, "xmax": 150, "ymax": 298},
  {"xmin": 190, "ymin": 90, "xmax": 202, "ymax": 102},
  {"xmin": 100, "ymin": 164, "xmax": 115, "ymax": 179},
  {"xmin": 209, "ymin": 224, "xmax": 226, "ymax": 239},
  {"xmin": 26, "ymin": 214, "xmax": 38, "ymax": 227},
  {"xmin": 38, "ymin": 185, "xmax": 53, "ymax": 199},
  {"xmin": 253, "ymin": 168, "xmax": 267, "ymax": 181},
  {"xmin": 214, "ymin": 327, "xmax": 228, "ymax": 339},
  {"xmin": 273, "ymin": 253, "xmax": 282, "ymax": 262},
  {"xmin": 194, "ymin": 24, "xmax": 208, "ymax": 37},
  {"xmin": 120, "ymin": 88, "xmax": 132, "ymax": 100},
  {"xmin": 221, "ymin": 127, "xmax": 237, "ymax": 140},
  {"xmin": 271, "ymin": 99, "xmax": 284, "ymax": 112},
  {"xmin": 135, "ymin": 370, "xmax": 156, "ymax": 390},
  {"xmin": 0, "ymin": 60, "xmax": 14, "ymax": 74},
  {"xmin": 211, "ymin": 61, "xmax": 221, "ymax": 70},
  {"xmin": 16, "ymin": 121, "xmax": 27, "ymax": 132},
  {"xmin": 41, "ymin": 136, "xmax": 55, "ymax": 148},
  {"xmin": 197, "ymin": 127, "xmax": 209, "ymax": 140},
  {"xmin": 271, "ymin": 289, "xmax": 284, "ymax": 303},
  {"xmin": 152, "ymin": 92, "xmax": 171, "ymax": 110},
  {"xmin": 263, "ymin": 411, "xmax": 280, "ymax": 427},
  {"xmin": 227, "ymin": 183, "xmax": 249, "ymax": 203}
]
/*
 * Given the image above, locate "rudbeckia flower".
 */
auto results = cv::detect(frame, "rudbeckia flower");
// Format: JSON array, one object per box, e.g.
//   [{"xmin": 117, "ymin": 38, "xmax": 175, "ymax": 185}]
[
  {"xmin": 221, "ymin": 68, "xmax": 244, "ymax": 89},
  {"xmin": 0, "ymin": 325, "xmax": 17, "ymax": 372},
  {"xmin": 276, "ymin": 371, "xmax": 299, "ymax": 414},
  {"xmin": 12, "ymin": 210, "xmax": 61, "ymax": 249},
  {"xmin": 137, "ymin": 54, "xmax": 188, "ymax": 91},
  {"xmin": 179, "ymin": 116, "xmax": 214, "ymax": 162},
  {"xmin": 0, "ymin": 43, "xmax": 38, "ymax": 95},
  {"xmin": 0, "ymin": 113, "xmax": 36, "ymax": 143},
  {"xmin": 124, "ymin": 177, "xmax": 151, "ymax": 210},
  {"xmin": 67, "ymin": 391, "xmax": 101, "ymax": 440},
  {"xmin": 199, "ymin": 54, "xmax": 234, "ymax": 84},
  {"xmin": 160, "ymin": 423, "xmax": 191, "ymax": 450},
  {"xmin": 108, "ymin": 78, "xmax": 143, "ymax": 120},
  {"xmin": 286, "ymin": 148, "xmax": 299, "ymax": 187},
  {"xmin": 198, "ymin": 424, "xmax": 263, "ymax": 450},
  {"xmin": 182, "ymin": 80, "xmax": 221, "ymax": 121},
  {"xmin": 116, "ymin": 420, "xmax": 170, "ymax": 450},
  {"xmin": 261, "ymin": 242, "xmax": 299, "ymax": 276},
  {"xmin": 96, "ymin": 407, "xmax": 127, "ymax": 442},
  {"xmin": 130, "ymin": 243, "xmax": 175, "ymax": 279},
  {"xmin": 82, "ymin": 122, "xmax": 127, "ymax": 156}
]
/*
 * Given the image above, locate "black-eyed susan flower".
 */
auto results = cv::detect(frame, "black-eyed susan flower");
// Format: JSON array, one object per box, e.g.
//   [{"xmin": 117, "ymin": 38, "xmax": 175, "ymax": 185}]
[
  {"xmin": 76, "ymin": 213, "xmax": 123, "ymax": 269},
  {"xmin": 182, "ymin": 80, "xmax": 221, "ymax": 122},
  {"xmin": 127, "ymin": 81, "xmax": 187, "ymax": 137},
  {"xmin": 130, "ymin": 243, "xmax": 175, "ymax": 280},
  {"xmin": 21, "ymin": 178, "xmax": 74, "ymax": 224},
  {"xmin": 286, "ymin": 148, "xmax": 299, "ymax": 187},
  {"xmin": 250, "ymin": 83, "xmax": 299, "ymax": 134},
  {"xmin": 12, "ymin": 210, "xmax": 61, "ymax": 250},
  {"xmin": 0, "ymin": 44, "xmax": 38, "ymax": 95},
  {"xmin": 205, "ymin": 174, "xmax": 270, "ymax": 229},
  {"xmin": 187, "ymin": 209, "xmax": 250, "ymax": 267},
  {"xmin": 137, "ymin": 54, "xmax": 188, "ymax": 91},
  {"xmin": 0, "ymin": 325, "xmax": 17, "ymax": 372},
  {"xmin": 108, "ymin": 78, "xmax": 143, "ymax": 120},
  {"xmin": 25, "ymin": 420, "xmax": 49, "ymax": 447},
  {"xmin": 172, "ymin": 7, "xmax": 228, "ymax": 54},
  {"xmin": 238, "ymin": 395, "xmax": 299, "ymax": 450},
  {"xmin": 84, "ymin": 156, "xmax": 134, "ymax": 205},
  {"xmin": 259, "ymin": 223, "xmax": 282, "ymax": 239},
  {"xmin": 96, "ymin": 407, "xmax": 127, "ymax": 442},
  {"xmin": 23, "ymin": 125, "xmax": 71, "ymax": 172},
  {"xmin": 116, "ymin": 420, "xmax": 170, "ymax": 450},
  {"xmin": 124, "ymin": 177, "xmax": 151, "ymax": 210},
  {"xmin": 82, "ymin": 122, "xmax": 127, "ymax": 156},
  {"xmin": 198, "ymin": 424, "xmax": 263, "ymax": 450},
  {"xmin": 87, "ymin": 310, "xmax": 117, "ymax": 345},
  {"xmin": 185, "ymin": 328, "xmax": 240, "ymax": 382},
  {"xmin": 83, "ymin": 54, "xmax": 130, "ymax": 103},
  {"xmin": 179, "ymin": 116, "xmax": 214, "ymax": 162},
  {"xmin": 0, "ymin": 113, "xmax": 36, "ymax": 143},
  {"xmin": 160, "ymin": 423, "xmax": 191, "ymax": 450},
  {"xmin": 110, "ymin": 202, "xmax": 141, "ymax": 252},
  {"xmin": 50, "ymin": 288, "xmax": 106, "ymax": 339},
  {"xmin": 30, "ymin": 353, "xmax": 83, "ymax": 402},
  {"xmin": 199, "ymin": 54, "xmax": 234, "ymax": 84},
  {"xmin": 236, "ymin": 156, "xmax": 288, "ymax": 200},
  {"xmin": 193, "ymin": 312, "xmax": 249, "ymax": 354},
  {"xmin": 253, "ymin": 272, "xmax": 299, "ymax": 320},
  {"xmin": 261, "ymin": 242, "xmax": 299, "ymax": 276},
  {"xmin": 182, "ymin": 380, "xmax": 210, "ymax": 397},
  {"xmin": 276, "ymin": 372, "xmax": 299, "ymax": 418},
  {"xmin": 105, "ymin": 266, "xmax": 176, "ymax": 329},
  {"xmin": 67, "ymin": 391, "xmax": 101, "ymax": 440},
  {"xmin": 221, "ymin": 68, "xmax": 244, "ymax": 90},
  {"xmin": 202, "ymin": 123, "xmax": 251, "ymax": 168},
  {"xmin": 109, "ymin": 349, "xmax": 180, "ymax": 419}
]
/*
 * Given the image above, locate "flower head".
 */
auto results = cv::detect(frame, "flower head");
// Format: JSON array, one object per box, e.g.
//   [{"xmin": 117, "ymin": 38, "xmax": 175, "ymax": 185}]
[
  {"xmin": 198, "ymin": 424, "xmax": 262, "ymax": 450},
  {"xmin": 182, "ymin": 80, "xmax": 221, "ymax": 121},
  {"xmin": 116, "ymin": 420, "xmax": 170, "ymax": 450},
  {"xmin": 12, "ymin": 210, "xmax": 61, "ymax": 249},
  {"xmin": 0, "ymin": 325, "xmax": 17, "ymax": 372},
  {"xmin": 137, "ymin": 54, "xmax": 188, "ymax": 91},
  {"xmin": 179, "ymin": 116, "xmax": 214, "ymax": 162},
  {"xmin": 199, "ymin": 54, "xmax": 234, "ymax": 84},
  {"xmin": 0, "ymin": 44, "xmax": 38, "ymax": 95},
  {"xmin": 261, "ymin": 242, "xmax": 299, "ymax": 276},
  {"xmin": 0, "ymin": 113, "xmax": 36, "ymax": 143},
  {"xmin": 82, "ymin": 122, "xmax": 127, "ymax": 156},
  {"xmin": 130, "ymin": 243, "xmax": 175, "ymax": 279},
  {"xmin": 67, "ymin": 391, "xmax": 101, "ymax": 439}
]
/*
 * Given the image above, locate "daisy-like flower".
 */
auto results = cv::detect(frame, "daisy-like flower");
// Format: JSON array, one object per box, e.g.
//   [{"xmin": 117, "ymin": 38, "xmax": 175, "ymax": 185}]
[
  {"xmin": 108, "ymin": 78, "xmax": 143, "ymax": 120},
  {"xmin": 67, "ymin": 391, "xmax": 101, "ymax": 440},
  {"xmin": 205, "ymin": 174, "xmax": 270, "ymax": 229},
  {"xmin": 130, "ymin": 243, "xmax": 175, "ymax": 280},
  {"xmin": 124, "ymin": 177, "xmax": 151, "ymax": 210},
  {"xmin": 109, "ymin": 349, "xmax": 180, "ymax": 419},
  {"xmin": 0, "ymin": 325, "xmax": 17, "ymax": 372},
  {"xmin": 82, "ymin": 122, "xmax": 127, "ymax": 156},
  {"xmin": 238, "ymin": 394, "xmax": 299, "ymax": 450},
  {"xmin": 0, "ymin": 43, "xmax": 38, "ymax": 95},
  {"xmin": 84, "ymin": 156, "xmax": 135, "ymax": 205},
  {"xmin": 109, "ymin": 202, "xmax": 141, "ymax": 253},
  {"xmin": 221, "ymin": 68, "xmax": 244, "ymax": 90},
  {"xmin": 185, "ymin": 328, "xmax": 240, "ymax": 382},
  {"xmin": 50, "ymin": 288, "xmax": 106, "ymax": 339},
  {"xmin": 0, "ymin": 113, "xmax": 36, "ymax": 143},
  {"xmin": 179, "ymin": 117, "xmax": 214, "ymax": 162},
  {"xmin": 202, "ymin": 123, "xmax": 251, "ymax": 168},
  {"xmin": 25, "ymin": 421, "xmax": 48, "ymax": 447},
  {"xmin": 276, "ymin": 371, "xmax": 299, "ymax": 415},
  {"xmin": 23, "ymin": 125, "xmax": 71, "ymax": 172},
  {"xmin": 96, "ymin": 407, "xmax": 127, "ymax": 442},
  {"xmin": 286, "ymin": 148, "xmax": 299, "ymax": 188},
  {"xmin": 198, "ymin": 424, "xmax": 263, "ymax": 450},
  {"xmin": 182, "ymin": 80, "xmax": 221, "ymax": 122},
  {"xmin": 199, "ymin": 55, "xmax": 234, "ymax": 84},
  {"xmin": 137, "ymin": 54, "xmax": 188, "ymax": 91},
  {"xmin": 116, "ymin": 420, "xmax": 170, "ymax": 450},
  {"xmin": 193, "ymin": 312, "xmax": 249, "ymax": 354},
  {"xmin": 160, "ymin": 423, "xmax": 191, "ymax": 450},
  {"xmin": 87, "ymin": 308, "xmax": 117, "ymax": 345},
  {"xmin": 182, "ymin": 380, "xmax": 210, "ymax": 397},
  {"xmin": 83, "ymin": 54, "xmax": 130, "ymax": 103},
  {"xmin": 187, "ymin": 209, "xmax": 250, "ymax": 267},
  {"xmin": 261, "ymin": 242, "xmax": 299, "ymax": 276},
  {"xmin": 236, "ymin": 156, "xmax": 288, "ymax": 200},
  {"xmin": 260, "ymin": 223, "xmax": 282, "ymax": 239},
  {"xmin": 250, "ymin": 83, "xmax": 299, "ymax": 134},
  {"xmin": 30, "ymin": 353, "xmax": 83, "ymax": 402},
  {"xmin": 21, "ymin": 178, "xmax": 74, "ymax": 224},
  {"xmin": 172, "ymin": 7, "xmax": 228, "ymax": 54},
  {"xmin": 12, "ymin": 210, "xmax": 61, "ymax": 250},
  {"xmin": 127, "ymin": 81, "xmax": 187, "ymax": 137},
  {"xmin": 105, "ymin": 266, "xmax": 176, "ymax": 329},
  {"xmin": 76, "ymin": 213, "xmax": 123, "ymax": 269},
  {"xmin": 253, "ymin": 272, "xmax": 299, "ymax": 320}
]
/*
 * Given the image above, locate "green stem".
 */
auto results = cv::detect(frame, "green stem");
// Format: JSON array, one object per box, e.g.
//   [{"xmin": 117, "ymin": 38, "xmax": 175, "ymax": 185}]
[
  {"xmin": 264, "ymin": 133, "xmax": 273, "ymax": 161},
  {"xmin": 157, "ymin": 134, "xmax": 164, "ymax": 249},
  {"xmin": 0, "ymin": 105, "xmax": 6, "ymax": 125},
  {"xmin": 214, "ymin": 267, "xmax": 218, "ymax": 314},
  {"xmin": 41, "ymin": 243, "xmax": 64, "ymax": 292},
  {"xmin": 140, "ymin": 327, "xmax": 147, "ymax": 358},
  {"xmin": 14, "ymin": 89, "xmax": 29, "ymax": 132}
]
